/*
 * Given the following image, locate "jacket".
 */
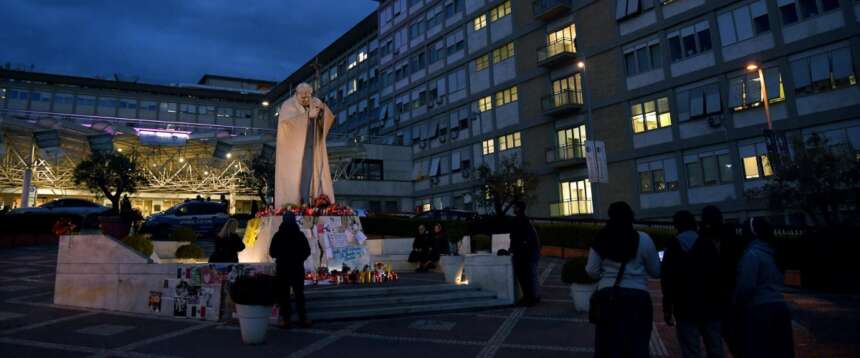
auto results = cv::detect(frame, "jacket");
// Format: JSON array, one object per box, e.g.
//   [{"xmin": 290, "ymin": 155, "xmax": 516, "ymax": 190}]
[
  {"xmin": 508, "ymin": 216, "xmax": 541, "ymax": 262},
  {"xmin": 661, "ymin": 230, "xmax": 723, "ymax": 321},
  {"xmin": 734, "ymin": 240, "xmax": 785, "ymax": 308},
  {"xmin": 209, "ymin": 233, "xmax": 245, "ymax": 263},
  {"xmin": 586, "ymin": 231, "xmax": 660, "ymax": 292},
  {"xmin": 269, "ymin": 227, "xmax": 311, "ymax": 275}
]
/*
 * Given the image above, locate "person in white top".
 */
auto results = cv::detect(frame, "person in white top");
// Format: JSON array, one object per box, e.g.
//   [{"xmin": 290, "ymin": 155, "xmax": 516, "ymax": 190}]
[{"xmin": 586, "ymin": 201, "xmax": 660, "ymax": 358}]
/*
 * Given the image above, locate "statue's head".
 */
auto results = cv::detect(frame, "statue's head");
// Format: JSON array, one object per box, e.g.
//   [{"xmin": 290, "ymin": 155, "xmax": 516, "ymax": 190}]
[{"xmin": 296, "ymin": 83, "xmax": 313, "ymax": 107}]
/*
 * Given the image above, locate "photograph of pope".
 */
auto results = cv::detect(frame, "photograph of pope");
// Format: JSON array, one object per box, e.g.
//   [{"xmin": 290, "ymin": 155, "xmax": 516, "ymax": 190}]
[{"xmin": 274, "ymin": 83, "xmax": 336, "ymax": 208}]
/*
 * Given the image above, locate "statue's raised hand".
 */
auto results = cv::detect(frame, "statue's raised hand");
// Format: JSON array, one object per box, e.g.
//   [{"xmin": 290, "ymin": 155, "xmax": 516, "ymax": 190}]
[{"xmin": 309, "ymin": 98, "xmax": 323, "ymax": 118}]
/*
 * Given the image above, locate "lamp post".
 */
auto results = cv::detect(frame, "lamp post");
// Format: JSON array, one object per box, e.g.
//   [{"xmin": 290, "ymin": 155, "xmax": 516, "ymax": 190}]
[
  {"xmin": 578, "ymin": 60, "xmax": 601, "ymax": 217},
  {"xmin": 746, "ymin": 63, "xmax": 772, "ymax": 130}
]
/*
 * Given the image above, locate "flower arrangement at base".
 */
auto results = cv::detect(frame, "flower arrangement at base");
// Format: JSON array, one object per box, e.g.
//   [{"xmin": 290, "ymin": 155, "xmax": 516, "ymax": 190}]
[
  {"xmin": 255, "ymin": 194, "xmax": 355, "ymax": 218},
  {"xmin": 53, "ymin": 217, "xmax": 78, "ymax": 236}
]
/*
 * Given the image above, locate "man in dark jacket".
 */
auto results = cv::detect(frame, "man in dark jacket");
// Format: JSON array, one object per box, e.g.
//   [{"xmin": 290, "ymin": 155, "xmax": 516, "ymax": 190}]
[
  {"xmin": 662, "ymin": 210, "xmax": 724, "ymax": 358},
  {"xmin": 269, "ymin": 213, "xmax": 311, "ymax": 329},
  {"xmin": 508, "ymin": 201, "xmax": 541, "ymax": 306}
]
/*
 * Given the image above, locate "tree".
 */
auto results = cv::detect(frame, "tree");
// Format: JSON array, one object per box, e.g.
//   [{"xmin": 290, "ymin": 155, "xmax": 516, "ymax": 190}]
[
  {"xmin": 240, "ymin": 152, "xmax": 275, "ymax": 206},
  {"xmin": 751, "ymin": 133, "xmax": 860, "ymax": 226},
  {"xmin": 473, "ymin": 155, "xmax": 537, "ymax": 217},
  {"xmin": 73, "ymin": 151, "xmax": 146, "ymax": 214}
]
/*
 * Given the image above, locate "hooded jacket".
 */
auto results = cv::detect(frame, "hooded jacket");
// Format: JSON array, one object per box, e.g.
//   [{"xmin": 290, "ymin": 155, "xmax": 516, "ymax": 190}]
[
  {"xmin": 269, "ymin": 218, "xmax": 311, "ymax": 276},
  {"xmin": 661, "ymin": 230, "xmax": 723, "ymax": 321}
]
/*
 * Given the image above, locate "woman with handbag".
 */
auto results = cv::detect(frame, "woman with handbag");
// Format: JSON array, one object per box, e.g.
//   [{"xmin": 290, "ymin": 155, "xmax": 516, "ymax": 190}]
[{"xmin": 586, "ymin": 201, "xmax": 661, "ymax": 358}]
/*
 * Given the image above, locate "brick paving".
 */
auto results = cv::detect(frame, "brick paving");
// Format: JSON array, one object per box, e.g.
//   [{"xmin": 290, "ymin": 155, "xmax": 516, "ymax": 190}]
[{"xmin": 1, "ymin": 244, "xmax": 857, "ymax": 357}]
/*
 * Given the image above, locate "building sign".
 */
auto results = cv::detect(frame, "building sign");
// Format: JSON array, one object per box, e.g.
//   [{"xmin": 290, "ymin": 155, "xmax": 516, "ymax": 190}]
[{"xmin": 585, "ymin": 140, "xmax": 608, "ymax": 183}]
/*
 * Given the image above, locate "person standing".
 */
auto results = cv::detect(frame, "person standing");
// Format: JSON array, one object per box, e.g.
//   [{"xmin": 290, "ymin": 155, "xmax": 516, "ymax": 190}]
[
  {"xmin": 699, "ymin": 205, "xmax": 746, "ymax": 356},
  {"xmin": 269, "ymin": 213, "xmax": 312, "ymax": 329},
  {"xmin": 662, "ymin": 211, "xmax": 724, "ymax": 358},
  {"xmin": 508, "ymin": 201, "xmax": 541, "ymax": 306},
  {"xmin": 586, "ymin": 201, "xmax": 660, "ymax": 358},
  {"xmin": 209, "ymin": 219, "xmax": 245, "ymax": 263},
  {"xmin": 409, "ymin": 224, "xmax": 432, "ymax": 272},
  {"xmin": 428, "ymin": 223, "xmax": 450, "ymax": 269},
  {"xmin": 735, "ymin": 218, "xmax": 794, "ymax": 357}
]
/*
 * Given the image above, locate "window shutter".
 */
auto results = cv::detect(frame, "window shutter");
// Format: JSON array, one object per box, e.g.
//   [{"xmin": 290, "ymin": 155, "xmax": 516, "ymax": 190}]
[
  {"xmin": 452, "ymin": 151, "xmax": 462, "ymax": 170},
  {"xmin": 728, "ymin": 77, "xmax": 743, "ymax": 108},
  {"xmin": 690, "ymin": 88, "xmax": 705, "ymax": 117},
  {"xmin": 765, "ymin": 68, "xmax": 781, "ymax": 100},
  {"xmin": 831, "ymin": 48, "xmax": 854, "ymax": 79},
  {"xmin": 718, "ymin": 12, "xmax": 737, "ymax": 46},
  {"xmin": 616, "ymin": 0, "xmax": 628, "ymax": 20},
  {"xmin": 626, "ymin": 0, "xmax": 639, "ymax": 17},
  {"xmin": 809, "ymin": 54, "xmax": 830, "ymax": 82},
  {"xmin": 705, "ymin": 85, "xmax": 721, "ymax": 114},
  {"xmin": 791, "ymin": 58, "xmax": 811, "ymax": 88}
]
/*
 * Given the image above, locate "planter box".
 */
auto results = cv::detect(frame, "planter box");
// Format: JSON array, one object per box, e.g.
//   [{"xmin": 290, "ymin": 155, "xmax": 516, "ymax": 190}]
[{"xmin": 463, "ymin": 254, "xmax": 515, "ymax": 305}]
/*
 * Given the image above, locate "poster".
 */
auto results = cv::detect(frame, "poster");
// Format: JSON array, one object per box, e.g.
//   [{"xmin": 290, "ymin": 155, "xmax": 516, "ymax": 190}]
[{"xmin": 148, "ymin": 291, "xmax": 162, "ymax": 313}]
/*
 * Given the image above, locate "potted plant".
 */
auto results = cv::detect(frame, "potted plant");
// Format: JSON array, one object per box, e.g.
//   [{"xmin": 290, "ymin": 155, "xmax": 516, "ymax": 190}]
[
  {"xmin": 174, "ymin": 243, "xmax": 206, "ymax": 263},
  {"xmin": 73, "ymin": 151, "xmax": 146, "ymax": 240},
  {"xmin": 228, "ymin": 274, "xmax": 276, "ymax": 344},
  {"xmin": 561, "ymin": 256, "xmax": 599, "ymax": 312}
]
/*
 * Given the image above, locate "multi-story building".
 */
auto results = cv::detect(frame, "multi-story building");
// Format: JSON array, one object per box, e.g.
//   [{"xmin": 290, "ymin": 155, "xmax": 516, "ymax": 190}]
[{"xmin": 570, "ymin": 0, "xmax": 860, "ymax": 223}]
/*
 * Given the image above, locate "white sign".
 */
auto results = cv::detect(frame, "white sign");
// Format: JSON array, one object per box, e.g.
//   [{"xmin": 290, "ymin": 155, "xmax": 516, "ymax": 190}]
[{"xmin": 585, "ymin": 140, "xmax": 609, "ymax": 183}]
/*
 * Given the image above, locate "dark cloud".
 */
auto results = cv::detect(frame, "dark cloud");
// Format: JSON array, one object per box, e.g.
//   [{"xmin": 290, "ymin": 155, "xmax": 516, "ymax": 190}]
[{"xmin": 0, "ymin": 0, "xmax": 378, "ymax": 84}]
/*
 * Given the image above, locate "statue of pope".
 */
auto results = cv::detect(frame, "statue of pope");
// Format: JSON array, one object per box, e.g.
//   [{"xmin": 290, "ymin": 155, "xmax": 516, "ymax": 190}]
[{"xmin": 274, "ymin": 83, "xmax": 335, "ymax": 208}]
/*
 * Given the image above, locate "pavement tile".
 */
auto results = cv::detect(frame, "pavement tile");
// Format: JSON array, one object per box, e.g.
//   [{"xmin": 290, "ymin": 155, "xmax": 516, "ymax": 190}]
[
  {"xmin": 309, "ymin": 336, "xmax": 482, "ymax": 358},
  {"xmin": 358, "ymin": 313, "xmax": 504, "ymax": 342},
  {"xmin": 133, "ymin": 325, "xmax": 326, "ymax": 358},
  {"xmin": 504, "ymin": 318, "xmax": 594, "ymax": 348},
  {"xmin": 0, "ymin": 340, "xmax": 91, "ymax": 358},
  {"xmin": 539, "ymin": 287, "xmax": 570, "ymax": 300},
  {"xmin": 523, "ymin": 301, "xmax": 583, "ymax": 319},
  {"xmin": 7, "ymin": 313, "xmax": 198, "ymax": 349},
  {"xmin": 495, "ymin": 347, "xmax": 593, "ymax": 358}
]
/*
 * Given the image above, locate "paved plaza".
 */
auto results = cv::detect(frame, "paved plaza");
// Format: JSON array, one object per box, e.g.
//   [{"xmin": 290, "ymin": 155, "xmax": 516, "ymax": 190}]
[{"xmin": 0, "ymin": 244, "xmax": 857, "ymax": 357}]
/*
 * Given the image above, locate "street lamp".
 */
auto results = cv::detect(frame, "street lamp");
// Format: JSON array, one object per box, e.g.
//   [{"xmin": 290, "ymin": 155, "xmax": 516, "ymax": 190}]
[{"xmin": 746, "ymin": 63, "xmax": 772, "ymax": 129}]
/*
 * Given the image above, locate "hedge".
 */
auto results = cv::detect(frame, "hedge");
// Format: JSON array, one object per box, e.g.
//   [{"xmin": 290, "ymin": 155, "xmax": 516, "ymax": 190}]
[{"xmin": 360, "ymin": 216, "xmax": 469, "ymax": 244}]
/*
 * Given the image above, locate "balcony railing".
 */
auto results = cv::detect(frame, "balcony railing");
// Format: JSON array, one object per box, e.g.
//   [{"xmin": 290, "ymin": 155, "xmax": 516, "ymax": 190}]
[
  {"xmin": 537, "ymin": 38, "xmax": 576, "ymax": 67},
  {"xmin": 549, "ymin": 200, "xmax": 594, "ymax": 217},
  {"xmin": 541, "ymin": 89, "xmax": 584, "ymax": 115},
  {"xmin": 545, "ymin": 142, "xmax": 586, "ymax": 163},
  {"xmin": 533, "ymin": 0, "xmax": 572, "ymax": 21}
]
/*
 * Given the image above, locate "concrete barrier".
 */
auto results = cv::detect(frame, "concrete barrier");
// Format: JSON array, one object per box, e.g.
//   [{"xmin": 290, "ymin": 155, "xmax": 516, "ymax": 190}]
[{"xmin": 463, "ymin": 254, "xmax": 515, "ymax": 305}]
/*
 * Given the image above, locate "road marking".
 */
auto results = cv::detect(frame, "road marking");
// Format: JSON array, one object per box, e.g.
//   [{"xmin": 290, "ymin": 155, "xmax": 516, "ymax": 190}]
[
  {"xmin": 76, "ymin": 324, "xmax": 136, "ymax": 336},
  {"xmin": 0, "ymin": 336, "xmax": 183, "ymax": 358},
  {"xmin": 88, "ymin": 322, "xmax": 217, "ymax": 358},
  {"xmin": 286, "ymin": 321, "xmax": 367, "ymax": 358},
  {"xmin": 0, "ymin": 311, "xmax": 26, "ymax": 321},
  {"xmin": 501, "ymin": 343, "xmax": 594, "ymax": 353},
  {"xmin": 0, "ymin": 311, "xmax": 99, "ymax": 335}
]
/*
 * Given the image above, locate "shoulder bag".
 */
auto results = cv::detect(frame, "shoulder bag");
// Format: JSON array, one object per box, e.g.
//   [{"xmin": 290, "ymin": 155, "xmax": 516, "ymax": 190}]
[{"xmin": 588, "ymin": 260, "xmax": 628, "ymax": 325}]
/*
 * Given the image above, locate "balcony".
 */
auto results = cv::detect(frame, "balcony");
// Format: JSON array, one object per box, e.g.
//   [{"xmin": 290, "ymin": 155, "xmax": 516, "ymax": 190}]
[
  {"xmin": 549, "ymin": 200, "xmax": 594, "ymax": 217},
  {"xmin": 537, "ymin": 38, "xmax": 577, "ymax": 67},
  {"xmin": 541, "ymin": 89, "xmax": 583, "ymax": 116},
  {"xmin": 533, "ymin": 0, "xmax": 572, "ymax": 21},
  {"xmin": 545, "ymin": 143, "xmax": 586, "ymax": 166}
]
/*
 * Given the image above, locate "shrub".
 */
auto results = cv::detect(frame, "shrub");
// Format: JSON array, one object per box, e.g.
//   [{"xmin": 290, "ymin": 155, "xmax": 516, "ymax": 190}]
[
  {"xmin": 471, "ymin": 234, "xmax": 491, "ymax": 253},
  {"xmin": 175, "ymin": 243, "xmax": 206, "ymax": 259},
  {"xmin": 169, "ymin": 226, "xmax": 197, "ymax": 242},
  {"xmin": 229, "ymin": 274, "xmax": 276, "ymax": 306},
  {"xmin": 561, "ymin": 256, "xmax": 598, "ymax": 285},
  {"xmin": 122, "ymin": 234, "xmax": 154, "ymax": 257}
]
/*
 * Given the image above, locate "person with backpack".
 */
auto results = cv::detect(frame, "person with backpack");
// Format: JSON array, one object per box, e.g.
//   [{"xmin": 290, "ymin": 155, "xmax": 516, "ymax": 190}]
[
  {"xmin": 269, "ymin": 212, "xmax": 312, "ymax": 329},
  {"xmin": 586, "ymin": 201, "xmax": 660, "ymax": 357},
  {"xmin": 662, "ymin": 210, "xmax": 724, "ymax": 357}
]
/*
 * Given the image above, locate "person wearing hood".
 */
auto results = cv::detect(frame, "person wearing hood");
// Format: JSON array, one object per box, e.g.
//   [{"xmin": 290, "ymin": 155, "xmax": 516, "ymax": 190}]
[
  {"xmin": 586, "ymin": 201, "xmax": 660, "ymax": 358},
  {"xmin": 735, "ymin": 217, "xmax": 794, "ymax": 357},
  {"xmin": 661, "ymin": 211, "xmax": 723, "ymax": 358},
  {"xmin": 508, "ymin": 201, "xmax": 542, "ymax": 306},
  {"xmin": 269, "ymin": 212, "xmax": 312, "ymax": 329}
]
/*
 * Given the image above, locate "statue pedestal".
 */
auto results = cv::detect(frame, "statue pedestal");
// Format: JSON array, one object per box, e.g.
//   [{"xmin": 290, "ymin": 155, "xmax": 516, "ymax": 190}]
[{"xmin": 239, "ymin": 215, "xmax": 370, "ymax": 272}]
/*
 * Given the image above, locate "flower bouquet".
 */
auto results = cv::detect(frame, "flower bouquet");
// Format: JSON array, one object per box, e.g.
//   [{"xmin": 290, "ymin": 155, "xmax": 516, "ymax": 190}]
[{"xmin": 255, "ymin": 194, "xmax": 355, "ymax": 218}]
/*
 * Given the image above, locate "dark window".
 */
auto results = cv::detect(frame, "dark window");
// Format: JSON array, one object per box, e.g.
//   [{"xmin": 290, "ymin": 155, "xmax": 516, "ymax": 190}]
[
  {"xmin": 686, "ymin": 162, "xmax": 703, "ymax": 187},
  {"xmin": 649, "ymin": 44, "xmax": 662, "ymax": 69},
  {"xmin": 349, "ymin": 159, "xmax": 384, "ymax": 181},
  {"xmin": 697, "ymin": 28, "xmax": 712, "ymax": 52},
  {"xmin": 636, "ymin": 47, "xmax": 650, "ymax": 73},
  {"xmin": 780, "ymin": 4, "xmax": 799, "ymax": 24},
  {"xmin": 385, "ymin": 201, "xmax": 399, "ymax": 213},
  {"xmin": 799, "ymin": 0, "xmax": 819, "ymax": 18},
  {"xmin": 669, "ymin": 37, "xmax": 683, "ymax": 62},
  {"xmin": 625, "ymin": 52, "xmax": 637, "ymax": 75},
  {"xmin": 682, "ymin": 33, "xmax": 697, "ymax": 57},
  {"xmin": 753, "ymin": 13, "xmax": 770, "ymax": 33},
  {"xmin": 821, "ymin": 0, "xmax": 839, "ymax": 11}
]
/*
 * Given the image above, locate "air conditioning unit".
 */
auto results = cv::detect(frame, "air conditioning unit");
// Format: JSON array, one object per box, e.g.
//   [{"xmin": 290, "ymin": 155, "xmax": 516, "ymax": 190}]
[
  {"xmin": 707, "ymin": 115, "xmax": 723, "ymax": 128},
  {"xmin": 436, "ymin": 96, "xmax": 445, "ymax": 105},
  {"xmin": 430, "ymin": 176, "xmax": 441, "ymax": 185},
  {"xmin": 450, "ymin": 130, "xmax": 459, "ymax": 140},
  {"xmin": 418, "ymin": 139, "xmax": 428, "ymax": 149},
  {"xmin": 461, "ymin": 168, "xmax": 472, "ymax": 178},
  {"xmin": 439, "ymin": 134, "xmax": 447, "ymax": 143}
]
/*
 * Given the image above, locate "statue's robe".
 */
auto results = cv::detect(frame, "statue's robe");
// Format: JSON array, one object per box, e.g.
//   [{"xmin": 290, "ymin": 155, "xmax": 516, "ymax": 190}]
[{"xmin": 274, "ymin": 96, "xmax": 335, "ymax": 208}]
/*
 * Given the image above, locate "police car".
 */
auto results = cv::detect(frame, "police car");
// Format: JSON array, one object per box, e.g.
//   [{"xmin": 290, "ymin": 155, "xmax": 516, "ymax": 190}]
[{"xmin": 141, "ymin": 200, "xmax": 229, "ymax": 239}]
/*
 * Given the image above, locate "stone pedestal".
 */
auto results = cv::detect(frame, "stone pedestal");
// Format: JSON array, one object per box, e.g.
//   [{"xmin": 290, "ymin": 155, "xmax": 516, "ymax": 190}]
[
  {"xmin": 463, "ymin": 254, "xmax": 515, "ymax": 305},
  {"xmin": 491, "ymin": 233, "xmax": 510, "ymax": 255}
]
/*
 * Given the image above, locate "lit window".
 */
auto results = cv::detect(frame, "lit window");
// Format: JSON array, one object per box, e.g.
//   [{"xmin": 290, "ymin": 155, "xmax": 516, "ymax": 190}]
[
  {"xmin": 489, "ymin": 0, "xmax": 511, "ymax": 22},
  {"xmin": 492, "ymin": 43, "xmax": 515, "ymax": 63},
  {"xmin": 740, "ymin": 143, "xmax": 774, "ymax": 180},
  {"xmin": 631, "ymin": 97, "xmax": 671, "ymax": 134},
  {"xmin": 475, "ymin": 54, "xmax": 490, "ymax": 71},
  {"xmin": 473, "ymin": 14, "xmax": 487, "ymax": 31},
  {"xmin": 555, "ymin": 179, "xmax": 593, "ymax": 216},
  {"xmin": 498, "ymin": 132, "xmax": 522, "ymax": 151},
  {"xmin": 478, "ymin": 96, "xmax": 493, "ymax": 112},
  {"xmin": 482, "ymin": 139, "xmax": 495, "ymax": 155},
  {"xmin": 494, "ymin": 86, "xmax": 518, "ymax": 106}
]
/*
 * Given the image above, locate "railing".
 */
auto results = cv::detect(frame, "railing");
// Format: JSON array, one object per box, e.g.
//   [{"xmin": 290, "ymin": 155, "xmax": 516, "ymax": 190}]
[
  {"xmin": 532, "ymin": 0, "xmax": 573, "ymax": 20},
  {"xmin": 545, "ymin": 142, "xmax": 586, "ymax": 163},
  {"xmin": 537, "ymin": 38, "xmax": 576, "ymax": 65},
  {"xmin": 541, "ymin": 89, "xmax": 584, "ymax": 114},
  {"xmin": 549, "ymin": 200, "xmax": 594, "ymax": 217}
]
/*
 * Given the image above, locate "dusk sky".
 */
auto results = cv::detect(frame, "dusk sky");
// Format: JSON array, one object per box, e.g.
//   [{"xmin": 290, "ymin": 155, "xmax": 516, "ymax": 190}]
[{"xmin": 0, "ymin": 0, "xmax": 378, "ymax": 85}]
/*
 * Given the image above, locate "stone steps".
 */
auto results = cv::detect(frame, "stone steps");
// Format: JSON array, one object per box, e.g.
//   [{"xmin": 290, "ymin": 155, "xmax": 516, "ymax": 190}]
[{"xmin": 303, "ymin": 284, "xmax": 507, "ymax": 321}]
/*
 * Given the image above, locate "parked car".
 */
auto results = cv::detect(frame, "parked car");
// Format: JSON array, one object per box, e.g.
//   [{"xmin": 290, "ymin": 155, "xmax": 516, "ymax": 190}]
[
  {"xmin": 11, "ymin": 199, "xmax": 111, "ymax": 217},
  {"xmin": 141, "ymin": 200, "xmax": 229, "ymax": 240}
]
